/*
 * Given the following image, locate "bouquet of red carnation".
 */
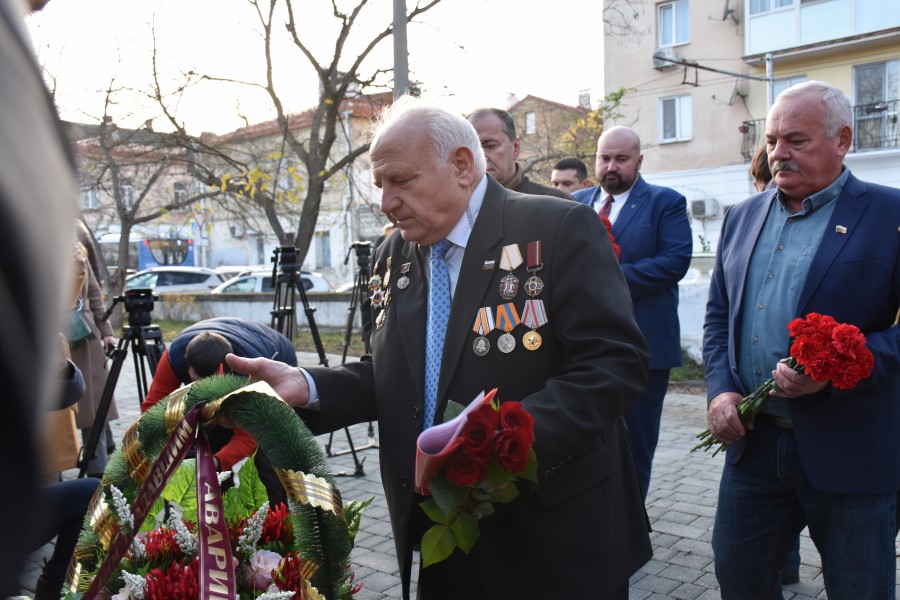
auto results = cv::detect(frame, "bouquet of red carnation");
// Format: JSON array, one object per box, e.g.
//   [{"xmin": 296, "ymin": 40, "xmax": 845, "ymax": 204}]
[
  {"xmin": 414, "ymin": 389, "xmax": 537, "ymax": 567},
  {"xmin": 692, "ymin": 312, "xmax": 875, "ymax": 456},
  {"xmin": 600, "ymin": 215, "xmax": 621, "ymax": 260}
]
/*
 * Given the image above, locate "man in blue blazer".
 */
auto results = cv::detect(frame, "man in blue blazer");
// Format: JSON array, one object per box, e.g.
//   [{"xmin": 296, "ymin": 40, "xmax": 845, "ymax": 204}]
[
  {"xmin": 573, "ymin": 127, "xmax": 693, "ymax": 500},
  {"xmin": 703, "ymin": 81, "xmax": 900, "ymax": 598}
]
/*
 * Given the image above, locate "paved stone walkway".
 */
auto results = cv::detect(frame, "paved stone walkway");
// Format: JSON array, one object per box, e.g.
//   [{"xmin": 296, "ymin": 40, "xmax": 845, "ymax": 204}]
[{"xmin": 18, "ymin": 352, "xmax": 899, "ymax": 599}]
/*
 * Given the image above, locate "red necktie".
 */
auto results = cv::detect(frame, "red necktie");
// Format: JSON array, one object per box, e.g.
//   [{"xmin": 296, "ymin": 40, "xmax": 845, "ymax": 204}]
[{"xmin": 598, "ymin": 194, "xmax": 614, "ymax": 219}]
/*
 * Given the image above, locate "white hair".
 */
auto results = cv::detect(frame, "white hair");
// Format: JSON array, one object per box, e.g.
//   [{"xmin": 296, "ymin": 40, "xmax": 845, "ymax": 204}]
[
  {"xmin": 370, "ymin": 95, "xmax": 487, "ymax": 174},
  {"xmin": 773, "ymin": 80, "xmax": 852, "ymax": 138}
]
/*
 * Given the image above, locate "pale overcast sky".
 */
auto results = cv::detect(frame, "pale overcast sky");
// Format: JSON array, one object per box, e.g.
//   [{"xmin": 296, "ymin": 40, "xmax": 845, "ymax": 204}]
[{"xmin": 27, "ymin": 0, "xmax": 605, "ymax": 135}]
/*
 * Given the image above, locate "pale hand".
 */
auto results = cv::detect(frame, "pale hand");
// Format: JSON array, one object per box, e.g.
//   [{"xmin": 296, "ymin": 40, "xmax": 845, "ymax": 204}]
[
  {"xmin": 224, "ymin": 353, "xmax": 310, "ymax": 408},
  {"xmin": 707, "ymin": 391, "xmax": 745, "ymax": 443},
  {"xmin": 771, "ymin": 361, "xmax": 830, "ymax": 398}
]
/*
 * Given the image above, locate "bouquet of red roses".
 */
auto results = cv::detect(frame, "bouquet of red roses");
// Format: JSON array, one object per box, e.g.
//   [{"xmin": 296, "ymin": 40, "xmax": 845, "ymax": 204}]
[
  {"xmin": 692, "ymin": 312, "xmax": 875, "ymax": 456},
  {"xmin": 414, "ymin": 389, "xmax": 537, "ymax": 567}
]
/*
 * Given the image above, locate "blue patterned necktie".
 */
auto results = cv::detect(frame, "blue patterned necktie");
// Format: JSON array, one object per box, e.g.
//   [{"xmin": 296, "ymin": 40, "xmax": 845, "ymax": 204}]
[{"xmin": 424, "ymin": 239, "xmax": 452, "ymax": 430}]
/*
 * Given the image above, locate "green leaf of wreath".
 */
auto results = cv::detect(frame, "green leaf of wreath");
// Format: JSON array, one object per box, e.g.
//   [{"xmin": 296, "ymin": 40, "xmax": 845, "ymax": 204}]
[{"xmin": 162, "ymin": 458, "xmax": 197, "ymax": 516}]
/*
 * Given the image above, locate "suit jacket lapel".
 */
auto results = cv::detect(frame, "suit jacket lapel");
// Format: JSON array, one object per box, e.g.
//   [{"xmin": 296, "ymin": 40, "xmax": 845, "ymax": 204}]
[
  {"xmin": 612, "ymin": 176, "xmax": 647, "ymax": 236},
  {"xmin": 394, "ymin": 242, "xmax": 428, "ymax": 399},
  {"xmin": 797, "ymin": 174, "xmax": 867, "ymax": 313},
  {"xmin": 436, "ymin": 178, "xmax": 505, "ymax": 408},
  {"xmin": 731, "ymin": 191, "xmax": 775, "ymax": 349}
]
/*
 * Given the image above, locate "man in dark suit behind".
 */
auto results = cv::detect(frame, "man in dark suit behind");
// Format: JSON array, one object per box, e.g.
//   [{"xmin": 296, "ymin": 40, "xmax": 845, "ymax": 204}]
[
  {"xmin": 467, "ymin": 107, "xmax": 575, "ymax": 200},
  {"xmin": 704, "ymin": 80, "xmax": 900, "ymax": 597},
  {"xmin": 227, "ymin": 96, "xmax": 651, "ymax": 599},
  {"xmin": 573, "ymin": 126, "xmax": 693, "ymax": 500},
  {"xmin": 0, "ymin": 0, "xmax": 78, "ymax": 593}
]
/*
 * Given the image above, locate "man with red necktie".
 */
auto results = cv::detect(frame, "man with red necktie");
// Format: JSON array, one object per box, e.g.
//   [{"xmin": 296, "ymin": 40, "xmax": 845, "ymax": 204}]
[{"xmin": 573, "ymin": 126, "xmax": 693, "ymax": 501}]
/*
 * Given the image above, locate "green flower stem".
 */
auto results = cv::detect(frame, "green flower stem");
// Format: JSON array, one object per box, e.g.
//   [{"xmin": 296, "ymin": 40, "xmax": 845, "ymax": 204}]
[{"xmin": 691, "ymin": 358, "xmax": 801, "ymax": 457}]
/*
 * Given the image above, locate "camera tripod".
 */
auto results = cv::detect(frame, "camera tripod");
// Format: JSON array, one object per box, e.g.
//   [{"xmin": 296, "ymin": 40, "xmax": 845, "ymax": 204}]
[
  {"xmin": 269, "ymin": 247, "xmax": 364, "ymax": 477},
  {"xmin": 322, "ymin": 242, "xmax": 380, "ymax": 471},
  {"xmin": 77, "ymin": 288, "xmax": 166, "ymax": 478},
  {"xmin": 270, "ymin": 246, "xmax": 329, "ymax": 368}
]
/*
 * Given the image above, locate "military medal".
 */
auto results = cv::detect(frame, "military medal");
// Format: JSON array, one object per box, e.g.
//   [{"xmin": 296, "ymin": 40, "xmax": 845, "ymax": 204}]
[
  {"xmin": 472, "ymin": 307, "xmax": 495, "ymax": 357},
  {"xmin": 396, "ymin": 262, "xmax": 411, "ymax": 289},
  {"xmin": 376, "ymin": 310, "xmax": 387, "ymax": 329},
  {"xmin": 370, "ymin": 288, "xmax": 384, "ymax": 306},
  {"xmin": 524, "ymin": 240, "xmax": 544, "ymax": 297},
  {"xmin": 368, "ymin": 273, "xmax": 382, "ymax": 290},
  {"xmin": 495, "ymin": 302, "xmax": 521, "ymax": 354},
  {"xmin": 521, "ymin": 299, "xmax": 548, "ymax": 351},
  {"xmin": 498, "ymin": 243, "xmax": 523, "ymax": 300},
  {"xmin": 383, "ymin": 257, "xmax": 393, "ymax": 289},
  {"xmin": 523, "ymin": 330, "xmax": 542, "ymax": 350}
]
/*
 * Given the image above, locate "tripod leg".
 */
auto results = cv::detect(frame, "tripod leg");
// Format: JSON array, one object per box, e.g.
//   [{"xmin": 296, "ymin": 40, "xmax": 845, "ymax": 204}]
[{"xmin": 77, "ymin": 347, "xmax": 126, "ymax": 478}]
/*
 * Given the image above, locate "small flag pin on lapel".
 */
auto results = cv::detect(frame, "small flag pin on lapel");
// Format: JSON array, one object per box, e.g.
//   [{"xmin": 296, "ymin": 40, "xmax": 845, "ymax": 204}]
[{"xmin": 835, "ymin": 225, "xmax": 847, "ymax": 234}]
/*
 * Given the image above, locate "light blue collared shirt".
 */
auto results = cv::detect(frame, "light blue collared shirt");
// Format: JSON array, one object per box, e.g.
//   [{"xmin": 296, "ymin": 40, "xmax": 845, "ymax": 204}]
[{"xmin": 737, "ymin": 168, "xmax": 849, "ymax": 418}]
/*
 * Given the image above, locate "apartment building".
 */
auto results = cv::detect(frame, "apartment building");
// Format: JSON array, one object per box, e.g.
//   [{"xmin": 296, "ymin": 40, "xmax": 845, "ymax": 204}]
[{"xmin": 604, "ymin": 0, "xmax": 900, "ymax": 252}]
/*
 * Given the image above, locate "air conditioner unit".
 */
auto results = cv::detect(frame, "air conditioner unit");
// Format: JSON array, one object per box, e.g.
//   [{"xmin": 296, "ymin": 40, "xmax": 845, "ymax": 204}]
[
  {"xmin": 652, "ymin": 47, "xmax": 678, "ymax": 70},
  {"xmin": 690, "ymin": 198, "xmax": 720, "ymax": 220}
]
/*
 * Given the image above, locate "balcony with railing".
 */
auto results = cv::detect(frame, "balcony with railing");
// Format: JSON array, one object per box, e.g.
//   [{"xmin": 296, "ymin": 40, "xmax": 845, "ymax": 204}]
[{"xmin": 740, "ymin": 99, "xmax": 900, "ymax": 160}]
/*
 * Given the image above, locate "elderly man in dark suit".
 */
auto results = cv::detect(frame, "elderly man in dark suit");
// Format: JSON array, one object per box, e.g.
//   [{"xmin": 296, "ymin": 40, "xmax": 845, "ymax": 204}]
[
  {"xmin": 704, "ymin": 80, "xmax": 900, "ymax": 598},
  {"xmin": 227, "ymin": 96, "xmax": 651, "ymax": 600},
  {"xmin": 573, "ymin": 126, "xmax": 693, "ymax": 500}
]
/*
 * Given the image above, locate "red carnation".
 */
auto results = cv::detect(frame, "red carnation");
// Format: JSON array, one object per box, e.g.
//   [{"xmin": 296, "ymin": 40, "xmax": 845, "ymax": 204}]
[
  {"xmin": 493, "ymin": 428, "xmax": 532, "ymax": 473},
  {"xmin": 142, "ymin": 526, "xmax": 185, "ymax": 567},
  {"xmin": 144, "ymin": 557, "xmax": 200, "ymax": 600},
  {"xmin": 460, "ymin": 404, "xmax": 499, "ymax": 457},
  {"xmin": 445, "ymin": 452, "xmax": 488, "ymax": 487},
  {"xmin": 600, "ymin": 215, "xmax": 621, "ymax": 260},
  {"xmin": 260, "ymin": 502, "xmax": 293, "ymax": 546}
]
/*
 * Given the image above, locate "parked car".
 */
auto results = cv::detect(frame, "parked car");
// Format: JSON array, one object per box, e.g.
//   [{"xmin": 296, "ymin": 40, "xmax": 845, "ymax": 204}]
[
  {"xmin": 125, "ymin": 266, "xmax": 226, "ymax": 293},
  {"xmin": 213, "ymin": 264, "xmax": 268, "ymax": 281},
  {"xmin": 211, "ymin": 270, "xmax": 333, "ymax": 294}
]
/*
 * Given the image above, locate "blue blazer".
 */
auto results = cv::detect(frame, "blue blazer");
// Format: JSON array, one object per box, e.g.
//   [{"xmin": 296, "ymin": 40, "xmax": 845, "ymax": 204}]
[
  {"xmin": 574, "ymin": 176, "xmax": 692, "ymax": 369},
  {"xmin": 703, "ymin": 173, "xmax": 900, "ymax": 494}
]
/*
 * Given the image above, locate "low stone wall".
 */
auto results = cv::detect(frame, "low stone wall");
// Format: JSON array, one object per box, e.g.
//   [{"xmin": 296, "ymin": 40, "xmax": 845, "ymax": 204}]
[
  {"xmin": 148, "ymin": 291, "xmax": 358, "ymax": 333},
  {"xmin": 148, "ymin": 260, "xmax": 714, "ymax": 364}
]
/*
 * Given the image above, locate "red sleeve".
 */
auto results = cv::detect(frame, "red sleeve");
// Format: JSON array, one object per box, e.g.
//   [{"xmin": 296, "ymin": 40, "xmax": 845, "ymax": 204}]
[
  {"xmin": 215, "ymin": 427, "xmax": 257, "ymax": 471},
  {"xmin": 142, "ymin": 351, "xmax": 181, "ymax": 412}
]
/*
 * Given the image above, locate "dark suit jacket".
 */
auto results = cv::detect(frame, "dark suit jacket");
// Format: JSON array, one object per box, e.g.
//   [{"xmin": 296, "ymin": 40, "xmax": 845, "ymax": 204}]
[
  {"xmin": 574, "ymin": 176, "xmax": 693, "ymax": 368},
  {"xmin": 0, "ymin": 0, "xmax": 79, "ymax": 593},
  {"xmin": 307, "ymin": 176, "xmax": 651, "ymax": 598},
  {"xmin": 703, "ymin": 173, "xmax": 900, "ymax": 494}
]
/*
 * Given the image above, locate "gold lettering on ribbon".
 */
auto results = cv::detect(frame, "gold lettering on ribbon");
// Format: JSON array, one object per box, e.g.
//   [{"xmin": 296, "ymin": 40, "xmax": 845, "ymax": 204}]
[
  {"xmin": 276, "ymin": 468, "xmax": 343, "ymax": 518},
  {"xmin": 123, "ymin": 420, "xmax": 150, "ymax": 484}
]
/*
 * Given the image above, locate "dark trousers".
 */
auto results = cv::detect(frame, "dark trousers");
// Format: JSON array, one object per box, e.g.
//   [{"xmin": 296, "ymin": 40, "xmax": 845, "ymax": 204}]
[{"xmin": 623, "ymin": 368, "xmax": 670, "ymax": 500}]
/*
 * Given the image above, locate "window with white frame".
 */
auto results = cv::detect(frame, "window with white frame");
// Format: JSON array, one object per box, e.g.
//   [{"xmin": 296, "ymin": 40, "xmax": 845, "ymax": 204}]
[
  {"xmin": 772, "ymin": 75, "xmax": 807, "ymax": 99},
  {"xmin": 315, "ymin": 231, "xmax": 331, "ymax": 268},
  {"xmin": 853, "ymin": 60, "xmax": 899, "ymax": 150},
  {"xmin": 750, "ymin": 0, "xmax": 793, "ymax": 15},
  {"xmin": 524, "ymin": 112, "xmax": 536, "ymax": 135},
  {"xmin": 658, "ymin": 0, "xmax": 689, "ymax": 47},
  {"xmin": 659, "ymin": 95, "xmax": 692, "ymax": 142},
  {"xmin": 173, "ymin": 182, "xmax": 188, "ymax": 204},
  {"xmin": 83, "ymin": 185, "xmax": 99, "ymax": 209}
]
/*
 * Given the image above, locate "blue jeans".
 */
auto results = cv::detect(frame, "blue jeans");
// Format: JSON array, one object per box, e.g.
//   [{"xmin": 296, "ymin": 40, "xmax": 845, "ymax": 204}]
[{"xmin": 713, "ymin": 419, "xmax": 898, "ymax": 599}]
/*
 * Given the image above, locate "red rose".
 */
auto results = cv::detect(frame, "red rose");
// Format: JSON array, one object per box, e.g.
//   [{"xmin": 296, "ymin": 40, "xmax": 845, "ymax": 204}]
[
  {"xmin": 445, "ymin": 452, "xmax": 488, "ymax": 487},
  {"xmin": 460, "ymin": 404, "xmax": 499, "ymax": 457},
  {"xmin": 493, "ymin": 428, "xmax": 532, "ymax": 473},
  {"xmin": 498, "ymin": 402, "xmax": 534, "ymax": 436}
]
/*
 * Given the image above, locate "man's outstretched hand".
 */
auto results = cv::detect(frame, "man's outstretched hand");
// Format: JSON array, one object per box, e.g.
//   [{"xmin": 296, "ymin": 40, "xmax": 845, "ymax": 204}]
[{"xmin": 224, "ymin": 353, "xmax": 310, "ymax": 409}]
